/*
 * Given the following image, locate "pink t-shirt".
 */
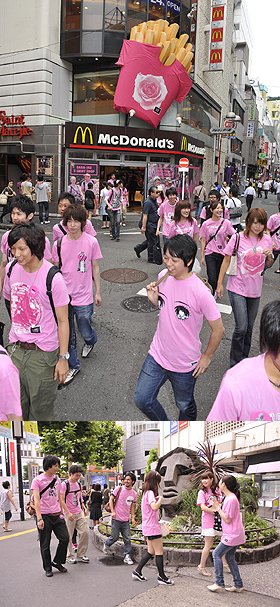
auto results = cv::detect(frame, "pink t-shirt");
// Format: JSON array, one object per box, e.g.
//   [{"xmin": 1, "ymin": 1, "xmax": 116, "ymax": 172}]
[
  {"xmin": 207, "ymin": 354, "xmax": 280, "ymax": 421},
  {"xmin": 3, "ymin": 259, "xmax": 69, "ymax": 351},
  {"xmin": 149, "ymin": 272, "xmax": 221, "ymax": 372},
  {"xmin": 61, "ymin": 480, "xmax": 82, "ymax": 515},
  {"xmin": 141, "ymin": 490, "xmax": 161, "ymax": 537},
  {"xmin": 52, "ymin": 232, "xmax": 102, "ymax": 306},
  {"xmin": 0, "ymin": 346, "xmax": 22, "ymax": 421},
  {"xmin": 31, "ymin": 474, "xmax": 62, "ymax": 514},
  {"xmin": 221, "ymin": 494, "xmax": 246, "ymax": 546},
  {"xmin": 169, "ymin": 218, "xmax": 199, "ymax": 240},
  {"xmin": 197, "ymin": 488, "xmax": 216, "ymax": 530},
  {"xmin": 52, "ymin": 219, "xmax": 96, "ymax": 243},
  {"xmin": 200, "ymin": 207, "xmax": 230, "ymax": 221},
  {"xmin": 224, "ymin": 232, "xmax": 273, "ymax": 298},
  {"xmin": 158, "ymin": 200, "xmax": 177, "ymax": 237},
  {"xmin": 1, "ymin": 230, "xmax": 52, "ymax": 262},
  {"xmin": 267, "ymin": 213, "xmax": 280, "ymax": 250},
  {"xmin": 200, "ymin": 218, "xmax": 235, "ymax": 255},
  {"xmin": 113, "ymin": 486, "xmax": 137, "ymax": 522}
]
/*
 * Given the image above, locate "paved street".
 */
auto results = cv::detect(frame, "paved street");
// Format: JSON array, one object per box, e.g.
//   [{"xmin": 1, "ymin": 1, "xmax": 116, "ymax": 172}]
[
  {"xmin": 0, "ymin": 517, "xmax": 279, "ymax": 607},
  {"xmin": 1, "ymin": 194, "xmax": 279, "ymax": 421}
]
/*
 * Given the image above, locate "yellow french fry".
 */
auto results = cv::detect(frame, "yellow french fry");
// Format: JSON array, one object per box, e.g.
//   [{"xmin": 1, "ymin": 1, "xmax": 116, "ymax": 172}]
[
  {"xmin": 170, "ymin": 39, "xmax": 177, "ymax": 54},
  {"xmin": 162, "ymin": 20, "xmax": 169, "ymax": 32},
  {"xmin": 144, "ymin": 29, "xmax": 154, "ymax": 45},
  {"xmin": 146, "ymin": 20, "xmax": 156, "ymax": 29},
  {"xmin": 135, "ymin": 31, "xmax": 144, "ymax": 43},
  {"xmin": 130, "ymin": 26, "xmax": 138, "ymax": 41},
  {"xmin": 159, "ymin": 41, "xmax": 171, "ymax": 64},
  {"xmin": 187, "ymin": 64, "xmax": 193, "ymax": 74},
  {"xmin": 166, "ymin": 23, "xmax": 180, "ymax": 41},
  {"xmin": 159, "ymin": 31, "xmax": 167, "ymax": 46},
  {"xmin": 185, "ymin": 43, "xmax": 193, "ymax": 53},
  {"xmin": 153, "ymin": 20, "xmax": 165, "ymax": 44},
  {"xmin": 177, "ymin": 34, "xmax": 189, "ymax": 49},
  {"xmin": 182, "ymin": 51, "xmax": 193, "ymax": 68},
  {"xmin": 176, "ymin": 47, "xmax": 187, "ymax": 63},
  {"xmin": 164, "ymin": 52, "xmax": 176, "ymax": 66},
  {"xmin": 137, "ymin": 22, "xmax": 147, "ymax": 34}
]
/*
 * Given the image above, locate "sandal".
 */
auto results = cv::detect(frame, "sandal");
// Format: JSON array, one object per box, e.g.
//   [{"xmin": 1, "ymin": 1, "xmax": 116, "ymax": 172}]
[{"xmin": 197, "ymin": 567, "xmax": 211, "ymax": 577}]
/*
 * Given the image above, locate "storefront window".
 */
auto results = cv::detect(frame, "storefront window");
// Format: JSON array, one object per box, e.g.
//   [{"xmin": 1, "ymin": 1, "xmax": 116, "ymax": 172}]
[
  {"xmin": 149, "ymin": 0, "xmax": 167, "ymax": 21},
  {"xmin": 82, "ymin": 0, "xmax": 104, "ymax": 29},
  {"xmin": 166, "ymin": 0, "xmax": 181, "ymax": 25},
  {"xmin": 230, "ymin": 138, "xmax": 242, "ymax": 155},
  {"xmin": 104, "ymin": 0, "xmax": 126, "ymax": 30},
  {"xmin": 74, "ymin": 70, "xmax": 119, "ymax": 115},
  {"xmin": 62, "ymin": 0, "xmax": 82, "ymax": 30},
  {"xmin": 181, "ymin": 88, "xmax": 220, "ymax": 137},
  {"xmin": 127, "ymin": 0, "xmax": 148, "ymax": 31},
  {"xmin": 81, "ymin": 31, "xmax": 103, "ymax": 53},
  {"xmin": 233, "ymin": 100, "xmax": 244, "ymax": 124}
]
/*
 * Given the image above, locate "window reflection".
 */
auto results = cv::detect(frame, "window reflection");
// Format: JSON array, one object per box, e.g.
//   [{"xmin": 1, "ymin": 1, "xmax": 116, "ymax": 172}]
[
  {"xmin": 73, "ymin": 70, "xmax": 119, "ymax": 115},
  {"xmin": 127, "ymin": 0, "xmax": 148, "ymax": 30},
  {"xmin": 83, "ymin": 0, "xmax": 103, "ymax": 30},
  {"xmin": 104, "ymin": 0, "xmax": 126, "ymax": 30},
  {"xmin": 181, "ymin": 89, "xmax": 220, "ymax": 136},
  {"xmin": 62, "ymin": 0, "xmax": 81, "ymax": 30}
]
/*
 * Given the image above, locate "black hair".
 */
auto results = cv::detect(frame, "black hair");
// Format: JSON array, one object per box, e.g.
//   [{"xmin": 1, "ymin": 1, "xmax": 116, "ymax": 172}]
[
  {"xmin": 43, "ymin": 455, "xmax": 60, "ymax": 471},
  {"xmin": 63, "ymin": 204, "xmax": 87, "ymax": 230},
  {"xmin": 124, "ymin": 472, "xmax": 136, "ymax": 484},
  {"xmin": 69, "ymin": 464, "xmax": 83, "ymax": 475},
  {"xmin": 103, "ymin": 484, "xmax": 108, "ymax": 489},
  {"xmin": 260, "ymin": 300, "xmax": 280, "ymax": 356},
  {"xmin": 209, "ymin": 190, "xmax": 221, "ymax": 200},
  {"xmin": 87, "ymin": 182, "xmax": 93, "ymax": 189},
  {"xmin": 199, "ymin": 180, "xmax": 204, "ymax": 185},
  {"xmin": 10, "ymin": 196, "xmax": 35, "ymax": 217},
  {"xmin": 2, "ymin": 481, "xmax": 10, "ymax": 489},
  {"xmin": 199, "ymin": 471, "xmax": 218, "ymax": 493},
  {"xmin": 58, "ymin": 192, "xmax": 76, "ymax": 206},
  {"xmin": 37, "ymin": 174, "xmax": 44, "ymax": 182},
  {"xmin": 164, "ymin": 234, "xmax": 197, "ymax": 270},
  {"xmin": 230, "ymin": 185, "xmax": 238, "ymax": 197},
  {"xmin": 148, "ymin": 186, "xmax": 157, "ymax": 196},
  {"xmin": 166, "ymin": 186, "xmax": 177, "ymax": 198},
  {"xmin": 8, "ymin": 223, "xmax": 45, "ymax": 260},
  {"xmin": 93, "ymin": 483, "xmax": 101, "ymax": 491},
  {"xmin": 221, "ymin": 475, "xmax": 241, "ymax": 501}
]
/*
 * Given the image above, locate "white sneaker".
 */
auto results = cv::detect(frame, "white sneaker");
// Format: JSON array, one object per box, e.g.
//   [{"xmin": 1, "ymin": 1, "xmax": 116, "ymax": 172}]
[
  {"xmin": 103, "ymin": 542, "xmax": 110, "ymax": 554},
  {"xmin": 44, "ymin": 220, "xmax": 50, "ymax": 224},
  {"xmin": 123, "ymin": 555, "xmax": 134, "ymax": 565},
  {"xmin": 207, "ymin": 584, "xmax": 224, "ymax": 593},
  {"xmin": 66, "ymin": 557, "xmax": 77, "ymax": 564},
  {"xmin": 59, "ymin": 368, "xmax": 80, "ymax": 389},
  {"xmin": 81, "ymin": 344, "xmax": 94, "ymax": 358},
  {"xmin": 77, "ymin": 556, "xmax": 90, "ymax": 563},
  {"xmin": 225, "ymin": 586, "xmax": 244, "ymax": 593}
]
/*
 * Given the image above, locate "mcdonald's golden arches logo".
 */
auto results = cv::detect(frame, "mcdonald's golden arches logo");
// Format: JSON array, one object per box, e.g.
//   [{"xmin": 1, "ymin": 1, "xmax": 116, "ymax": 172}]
[
  {"xmin": 73, "ymin": 125, "xmax": 94, "ymax": 145},
  {"xmin": 181, "ymin": 135, "xmax": 188, "ymax": 152},
  {"xmin": 212, "ymin": 6, "xmax": 225, "ymax": 21},
  {"xmin": 210, "ymin": 49, "xmax": 223, "ymax": 63},
  {"xmin": 211, "ymin": 28, "xmax": 223, "ymax": 42}
]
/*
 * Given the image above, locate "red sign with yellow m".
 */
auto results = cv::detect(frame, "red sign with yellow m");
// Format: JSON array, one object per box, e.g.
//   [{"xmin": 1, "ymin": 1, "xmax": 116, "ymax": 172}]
[
  {"xmin": 210, "ymin": 49, "xmax": 223, "ymax": 64},
  {"xmin": 212, "ymin": 6, "xmax": 225, "ymax": 21},
  {"xmin": 211, "ymin": 28, "xmax": 223, "ymax": 42}
]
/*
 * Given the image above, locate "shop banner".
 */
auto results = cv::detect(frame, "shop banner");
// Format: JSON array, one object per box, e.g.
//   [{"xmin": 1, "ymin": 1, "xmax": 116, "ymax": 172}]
[
  {"xmin": 246, "ymin": 122, "xmax": 254, "ymax": 139},
  {"xmin": 9, "ymin": 441, "xmax": 16, "ymax": 476},
  {"xmin": 208, "ymin": 0, "xmax": 227, "ymax": 71},
  {"xmin": 0, "ymin": 422, "xmax": 12, "ymax": 438},
  {"xmin": 170, "ymin": 421, "xmax": 178, "ymax": 434},
  {"xmin": 24, "ymin": 421, "xmax": 40, "ymax": 444},
  {"xmin": 179, "ymin": 421, "xmax": 189, "ymax": 430}
]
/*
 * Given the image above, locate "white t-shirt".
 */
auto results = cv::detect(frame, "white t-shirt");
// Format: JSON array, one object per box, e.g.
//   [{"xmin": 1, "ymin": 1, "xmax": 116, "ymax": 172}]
[{"xmin": 225, "ymin": 197, "xmax": 242, "ymax": 226}]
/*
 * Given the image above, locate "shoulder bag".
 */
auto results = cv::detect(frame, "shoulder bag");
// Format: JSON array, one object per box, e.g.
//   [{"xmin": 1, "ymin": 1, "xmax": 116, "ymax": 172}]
[
  {"xmin": 104, "ymin": 485, "xmax": 122, "ymax": 513},
  {"xmin": 229, "ymin": 199, "xmax": 242, "ymax": 219},
  {"xmin": 206, "ymin": 220, "xmax": 225, "ymax": 246},
  {"xmin": 0, "ymin": 191, "xmax": 8, "ymax": 206},
  {"xmin": 226, "ymin": 233, "xmax": 240, "ymax": 276}
]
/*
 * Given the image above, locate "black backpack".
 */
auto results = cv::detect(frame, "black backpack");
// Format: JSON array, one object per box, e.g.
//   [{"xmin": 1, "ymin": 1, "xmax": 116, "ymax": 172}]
[
  {"xmin": 64, "ymin": 479, "xmax": 83, "ymax": 507},
  {"xmin": 7, "ymin": 260, "xmax": 62, "ymax": 325}
]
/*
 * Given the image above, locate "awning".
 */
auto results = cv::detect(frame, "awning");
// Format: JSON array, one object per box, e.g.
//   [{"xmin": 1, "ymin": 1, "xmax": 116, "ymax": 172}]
[
  {"xmin": 0, "ymin": 142, "xmax": 35, "ymax": 154},
  {"xmin": 246, "ymin": 461, "xmax": 280, "ymax": 474}
]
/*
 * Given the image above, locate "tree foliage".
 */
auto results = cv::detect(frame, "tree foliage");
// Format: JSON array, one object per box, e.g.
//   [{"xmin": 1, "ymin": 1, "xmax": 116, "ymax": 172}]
[
  {"xmin": 38, "ymin": 422, "xmax": 124, "ymax": 471},
  {"xmin": 145, "ymin": 448, "xmax": 159, "ymax": 473}
]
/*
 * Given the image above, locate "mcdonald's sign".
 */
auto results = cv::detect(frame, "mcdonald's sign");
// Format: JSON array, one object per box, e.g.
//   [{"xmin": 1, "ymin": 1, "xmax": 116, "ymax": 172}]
[
  {"xmin": 209, "ymin": 1, "xmax": 227, "ymax": 71},
  {"xmin": 212, "ymin": 6, "xmax": 225, "ymax": 21},
  {"xmin": 181, "ymin": 135, "xmax": 188, "ymax": 152},
  {"xmin": 210, "ymin": 49, "xmax": 223, "ymax": 63},
  {"xmin": 73, "ymin": 125, "xmax": 94, "ymax": 145},
  {"xmin": 211, "ymin": 28, "xmax": 223, "ymax": 42}
]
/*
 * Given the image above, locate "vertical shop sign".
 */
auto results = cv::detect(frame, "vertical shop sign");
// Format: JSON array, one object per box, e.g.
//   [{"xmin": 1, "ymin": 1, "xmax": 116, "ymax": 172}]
[
  {"xmin": 9, "ymin": 441, "xmax": 16, "ymax": 475},
  {"xmin": 209, "ymin": 0, "xmax": 227, "ymax": 71},
  {"xmin": 246, "ymin": 122, "xmax": 254, "ymax": 138}
]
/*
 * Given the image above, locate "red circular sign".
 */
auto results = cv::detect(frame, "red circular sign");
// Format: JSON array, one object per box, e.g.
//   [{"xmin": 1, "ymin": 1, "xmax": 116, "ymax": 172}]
[
  {"xmin": 179, "ymin": 157, "xmax": 189, "ymax": 168},
  {"xmin": 224, "ymin": 119, "xmax": 234, "ymax": 128}
]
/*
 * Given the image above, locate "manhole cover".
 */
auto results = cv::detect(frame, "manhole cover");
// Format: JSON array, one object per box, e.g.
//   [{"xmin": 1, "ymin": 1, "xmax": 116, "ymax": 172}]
[
  {"xmin": 100, "ymin": 268, "xmax": 148, "ymax": 284},
  {"xmin": 121, "ymin": 295, "xmax": 157, "ymax": 313},
  {"xmin": 99, "ymin": 555, "xmax": 124, "ymax": 566}
]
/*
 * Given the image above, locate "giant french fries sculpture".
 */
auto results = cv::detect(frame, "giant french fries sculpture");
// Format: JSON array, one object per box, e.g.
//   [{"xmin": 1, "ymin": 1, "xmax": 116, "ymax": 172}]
[{"xmin": 114, "ymin": 20, "xmax": 193, "ymax": 128}]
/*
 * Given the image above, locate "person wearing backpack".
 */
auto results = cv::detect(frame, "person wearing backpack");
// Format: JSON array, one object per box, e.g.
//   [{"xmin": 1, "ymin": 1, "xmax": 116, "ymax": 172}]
[
  {"xmin": 52, "ymin": 192, "xmax": 96, "ymax": 243},
  {"xmin": 225, "ymin": 185, "xmax": 243, "ymax": 232},
  {"xmin": 60, "ymin": 464, "xmax": 89, "ymax": 564},
  {"xmin": 0, "ymin": 345, "xmax": 22, "ymax": 421},
  {"xmin": 0, "ymin": 480, "xmax": 18, "ymax": 532},
  {"xmin": 31, "ymin": 455, "xmax": 69, "ymax": 577},
  {"xmin": 3, "ymin": 223, "xmax": 70, "ymax": 420}
]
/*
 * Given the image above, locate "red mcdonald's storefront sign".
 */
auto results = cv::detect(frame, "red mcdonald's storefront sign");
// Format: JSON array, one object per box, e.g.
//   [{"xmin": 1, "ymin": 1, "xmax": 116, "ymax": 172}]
[{"xmin": 9, "ymin": 441, "xmax": 16, "ymax": 476}]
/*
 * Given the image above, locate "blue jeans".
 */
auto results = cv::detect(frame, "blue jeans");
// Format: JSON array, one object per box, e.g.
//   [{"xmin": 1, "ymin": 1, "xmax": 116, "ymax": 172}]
[
  {"xmin": 69, "ymin": 303, "xmax": 97, "ymax": 370},
  {"xmin": 134, "ymin": 353, "xmax": 197, "ymax": 420},
  {"xmin": 195, "ymin": 201, "xmax": 204, "ymax": 219},
  {"xmin": 228, "ymin": 291, "xmax": 260, "ymax": 367},
  {"xmin": 105, "ymin": 519, "xmax": 132, "ymax": 556},
  {"xmin": 111, "ymin": 210, "xmax": 121, "ymax": 239},
  {"xmin": 213, "ymin": 542, "xmax": 243, "ymax": 589}
]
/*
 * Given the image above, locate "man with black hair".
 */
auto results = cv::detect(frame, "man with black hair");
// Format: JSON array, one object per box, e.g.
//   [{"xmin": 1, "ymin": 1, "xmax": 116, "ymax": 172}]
[
  {"xmin": 60, "ymin": 464, "xmax": 89, "ymax": 564},
  {"xmin": 134, "ymin": 186, "xmax": 159, "ymax": 262},
  {"xmin": 31, "ymin": 455, "xmax": 69, "ymax": 577},
  {"xmin": 52, "ymin": 192, "xmax": 96, "ymax": 242},
  {"xmin": 3, "ymin": 224, "xmax": 70, "ymax": 419},
  {"xmin": 103, "ymin": 473, "xmax": 137, "ymax": 565},
  {"xmin": 135, "ymin": 235, "xmax": 224, "ymax": 421}
]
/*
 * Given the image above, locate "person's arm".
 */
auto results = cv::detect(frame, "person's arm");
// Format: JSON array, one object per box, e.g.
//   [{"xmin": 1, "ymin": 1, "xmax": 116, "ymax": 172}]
[
  {"xmin": 212, "ymin": 499, "xmax": 231, "ymax": 524},
  {"xmin": 216, "ymin": 255, "xmax": 231, "ymax": 298},
  {"xmin": 54, "ymin": 305, "xmax": 70, "ymax": 383},
  {"xmin": 200, "ymin": 237, "xmax": 206, "ymax": 265},
  {"xmin": 146, "ymin": 281, "xmax": 159, "ymax": 307},
  {"xmin": 130, "ymin": 501, "xmax": 136, "ymax": 525},
  {"xmin": 92, "ymin": 260, "xmax": 101, "ymax": 306},
  {"xmin": 156, "ymin": 216, "xmax": 163, "ymax": 236},
  {"xmin": 141, "ymin": 213, "xmax": 148, "ymax": 234},
  {"xmin": 0, "ymin": 253, "xmax": 7, "ymax": 297},
  {"xmin": 33, "ymin": 488, "xmax": 44, "ymax": 529},
  {"xmin": 200, "ymin": 503, "xmax": 215, "ymax": 514},
  {"xmin": 60, "ymin": 491, "xmax": 74, "ymax": 520},
  {"xmin": 192, "ymin": 318, "xmax": 224, "ymax": 378},
  {"xmin": 150, "ymin": 495, "xmax": 162, "ymax": 511},
  {"xmin": 7, "ymin": 490, "xmax": 17, "ymax": 511},
  {"xmin": 109, "ymin": 493, "xmax": 116, "ymax": 517}
]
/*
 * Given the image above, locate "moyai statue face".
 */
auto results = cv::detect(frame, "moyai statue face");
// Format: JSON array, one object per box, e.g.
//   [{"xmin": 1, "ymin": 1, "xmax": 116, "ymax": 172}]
[{"xmin": 156, "ymin": 448, "xmax": 200, "ymax": 506}]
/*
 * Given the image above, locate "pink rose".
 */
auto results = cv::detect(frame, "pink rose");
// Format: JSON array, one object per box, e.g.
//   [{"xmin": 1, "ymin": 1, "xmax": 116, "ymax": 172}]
[
  {"xmin": 133, "ymin": 73, "xmax": 168, "ymax": 110},
  {"xmin": 241, "ymin": 248, "xmax": 265, "ymax": 276}
]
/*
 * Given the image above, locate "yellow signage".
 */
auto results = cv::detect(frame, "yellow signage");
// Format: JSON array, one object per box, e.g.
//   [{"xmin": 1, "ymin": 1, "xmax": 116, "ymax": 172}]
[
  {"xmin": 181, "ymin": 136, "xmax": 188, "ymax": 152},
  {"xmin": 24, "ymin": 421, "xmax": 40, "ymax": 444},
  {"xmin": 0, "ymin": 422, "xmax": 12, "ymax": 438},
  {"xmin": 73, "ymin": 125, "xmax": 94, "ymax": 145}
]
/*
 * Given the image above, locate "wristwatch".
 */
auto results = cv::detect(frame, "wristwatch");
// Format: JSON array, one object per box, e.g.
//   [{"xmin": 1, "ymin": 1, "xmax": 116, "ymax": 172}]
[{"xmin": 58, "ymin": 352, "xmax": 70, "ymax": 360}]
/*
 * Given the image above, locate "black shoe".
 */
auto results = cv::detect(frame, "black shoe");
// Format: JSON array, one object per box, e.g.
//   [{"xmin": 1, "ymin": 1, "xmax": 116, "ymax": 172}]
[
  {"xmin": 51, "ymin": 562, "xmax": 67, "ymax": 573},
  {"xmin": 116, "ymin": 238, "xmax": 120, "ymax": 241},
  {"xmin": 45, "ymin": 570, "xmax": 53, "ymax": 577},
  {"xmin": 134, "ymin": 247, "xmax": 141, "ymax": 259}
]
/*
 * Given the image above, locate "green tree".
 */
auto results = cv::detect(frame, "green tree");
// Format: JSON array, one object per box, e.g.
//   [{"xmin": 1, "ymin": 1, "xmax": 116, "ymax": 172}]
[
  {"xmin": 38, "ymin": 422, "xmax": 124, "ymax": 471},
  {"xmin": 145, "ymin": 448, "xmax": 158, "ymax": 473}
]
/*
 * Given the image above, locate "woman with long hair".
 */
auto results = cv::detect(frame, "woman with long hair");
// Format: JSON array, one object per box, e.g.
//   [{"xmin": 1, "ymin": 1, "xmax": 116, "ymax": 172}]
[
  {"xmin": 89, "ymin": 483, "xmax": 103, "ymax": 529},
  {"xmin": 207, "ymin": 475, "xmax": 246, "ymax": 593},
  {"xmin": 216, "ymin": 208, "xmax": 274, "ymax": 367},
  {"xmin": 132, "ymin": 470, "xmax": 174, "ymax": 586},
  {"xmin": 200, "ymin": 201, "xmax": 235, "ymax": 295},
  {"xmin": 169, "ymin": 200, "xmax": 199, "ymax": 242},
  {"xmin": 197, "ymin": 472, "xmax": 228, "ymax": 576}
]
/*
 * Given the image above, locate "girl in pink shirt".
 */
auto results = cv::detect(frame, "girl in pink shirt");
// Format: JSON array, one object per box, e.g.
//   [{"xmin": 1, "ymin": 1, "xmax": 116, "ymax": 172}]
[
  {"xmin": 156, "ymin": 187, "xmax": 178, "ymax": 243},
  {"xmin": 217, "ymin": 208, "xmax": 274, "ymax": 367},
  {"xmin": 132, "ymin": 471, "xmax": 174, "ymax": 586},
  {"xmin": 200, "ymin": 201, "xmax": 235, "ymax": 295},
  {"xmin": 197, "ymin": 472, "xmax": 227, "ymax": 576},
  {"xmin": 208, "ymin": 475, "xmax": 245, "ymax": 593},
  {"xmin": 169, "ymin": 200, "xmax": 199, "ymax": 242}
]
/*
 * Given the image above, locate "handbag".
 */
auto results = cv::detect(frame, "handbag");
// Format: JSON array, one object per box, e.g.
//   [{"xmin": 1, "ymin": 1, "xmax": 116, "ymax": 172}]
[
  {"xmin": 229, "ymin": 199, "xmax": 242, "ymax": 219},
  {"xmin": 153, "ymin": 236, "xmax": 163, "ymax": 265},
  {"xmin": 226, "ymin": 233, "xmax": 240, "ymax": 276},
  {"xmin": 213, "ymin": 511, "xmax": 222, "ymax": 533},
  {"xmin": 0, "ymin": 192, "xmax": 8, "ymax": 205},
  {"xmin": 104, "ymin": 485, "xmax": 122, "ymax": 513}
]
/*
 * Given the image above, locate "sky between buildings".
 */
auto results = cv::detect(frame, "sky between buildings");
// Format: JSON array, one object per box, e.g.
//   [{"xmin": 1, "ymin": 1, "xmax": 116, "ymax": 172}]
[{"xmin": 245, "ymin": 0, "xmax": 280, "ymax": 97}]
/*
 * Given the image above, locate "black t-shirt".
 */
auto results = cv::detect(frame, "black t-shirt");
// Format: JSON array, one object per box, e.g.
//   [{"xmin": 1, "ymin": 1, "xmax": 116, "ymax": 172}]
[
  {"xmin": 85, "ymin": 190, "xmax": 95, "ymax": 201},
  {"xmin": 143, "ymin": 197, "xmax": 158, "ymax": 227}
]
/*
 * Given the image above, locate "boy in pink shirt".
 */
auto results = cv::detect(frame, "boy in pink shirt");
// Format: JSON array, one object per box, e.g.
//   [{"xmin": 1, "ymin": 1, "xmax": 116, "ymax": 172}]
[
  {"xmin": 0, "ymin": 345, "xmax": 22, "ymax": 420},
  {"xmin": 103, "ymin": 473, "xmax": 137, "ymax": 565},
  {"xmin": 52, "ymin": 204, "xmax": 102, "ymax": 388},
  {"xmin": 31, "ymin": 455, "xmax": 69, "ymax": 577},
  {"xmin": 60, "ymin": 464, "xmax": 89, "ymax": 564},
  {"xmin": 208, "ymin": 300, "xmax": 280, "ymax": 421},
  {"xmin": 135, "ymin": 235, "xmax": 224, "ymax": 421},
  {"xmin": 52, "ymin": 192, "xmax": 96, "ymax": 243},
  {"xmin": 4, "ymin": 223, "xmax": 70, "ymax": 420},
  {"xmin": 156, "ymin": 186, "xmax": 178, "ymax": 243}
]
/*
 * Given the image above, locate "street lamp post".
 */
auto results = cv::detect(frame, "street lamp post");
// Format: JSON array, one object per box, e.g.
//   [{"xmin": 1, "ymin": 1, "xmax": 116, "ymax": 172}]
[{"xmin": 12, "ymin": 421, "xmax": 25, "ymax": 521}]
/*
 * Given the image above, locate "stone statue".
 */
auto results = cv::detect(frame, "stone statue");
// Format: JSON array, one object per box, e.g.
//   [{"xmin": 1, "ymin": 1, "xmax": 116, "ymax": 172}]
[{"xmin": 155, "ymin": 447, "xmax": 201, "ymax": 517}]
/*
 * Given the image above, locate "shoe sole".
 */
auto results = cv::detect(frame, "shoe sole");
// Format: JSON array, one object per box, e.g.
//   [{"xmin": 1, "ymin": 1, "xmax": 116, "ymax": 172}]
[
  {"xmin": 81, "ymin": 349, "xmax": 93, "ymax": 358},
  {"xmin": 132, "ymin": 573, "xmax": 147, "ymax": 581},
  {"xmin": 158, "ymin": 580, "xmax": 174, "ymax": 585}
]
